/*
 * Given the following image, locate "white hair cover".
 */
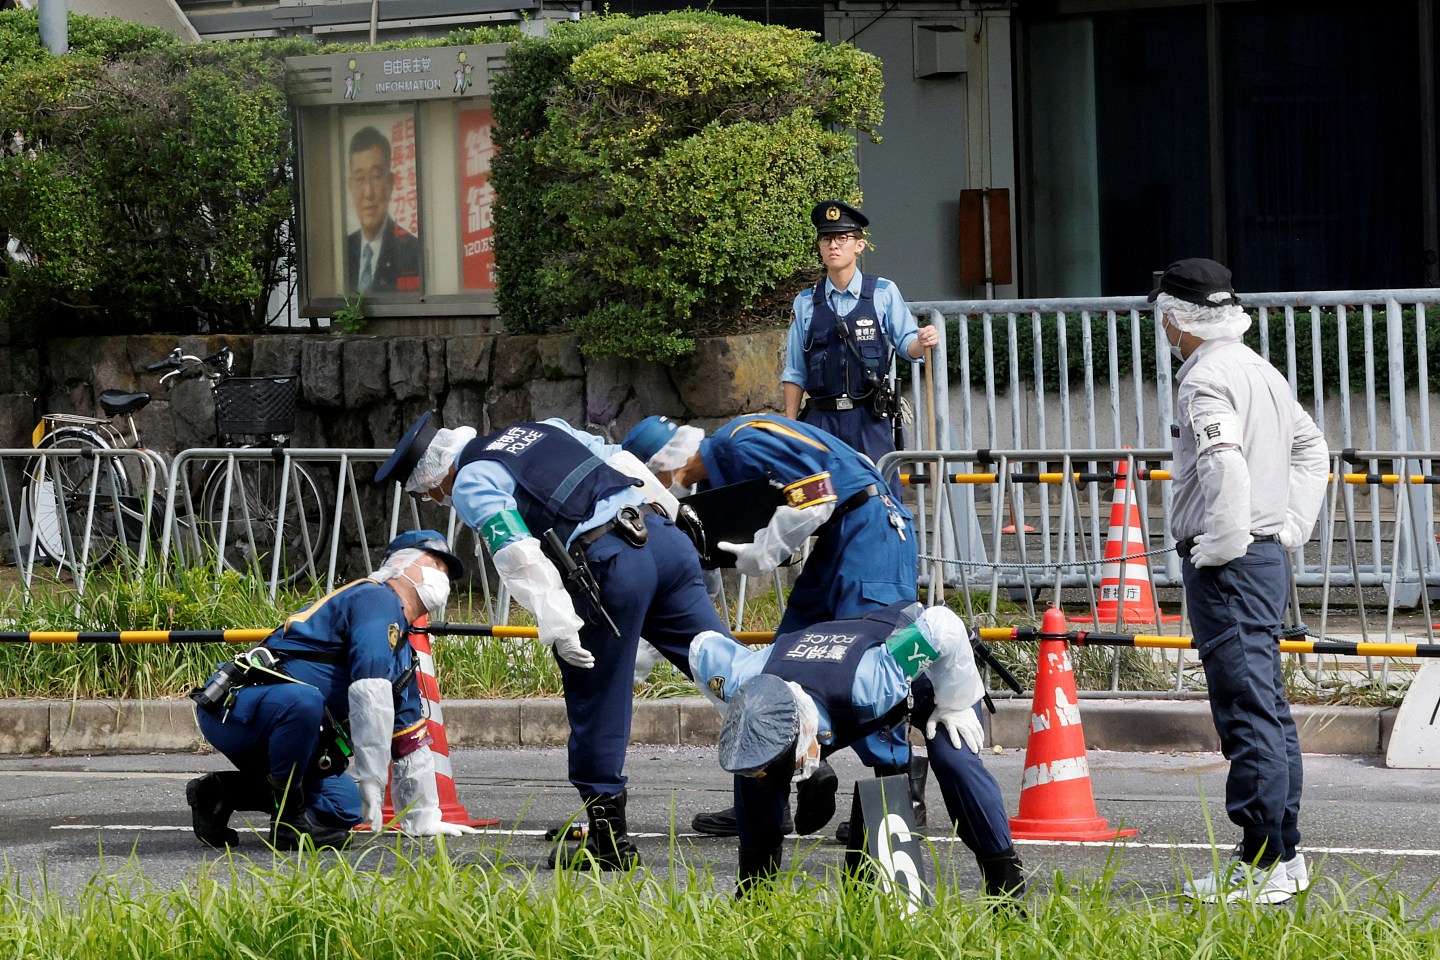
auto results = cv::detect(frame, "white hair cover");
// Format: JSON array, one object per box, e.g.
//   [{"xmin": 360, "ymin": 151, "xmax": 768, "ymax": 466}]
[
  {"xmin": 1155, "ymin": 292, "xmax": 1252, "ymax": 341},
  {"xmin": 647, "ymin": 424, "xmax": 706, "ymax": 473},
  {"xmin": 404, "ymin": 426, "xmax": 476, "ymax": 494}
]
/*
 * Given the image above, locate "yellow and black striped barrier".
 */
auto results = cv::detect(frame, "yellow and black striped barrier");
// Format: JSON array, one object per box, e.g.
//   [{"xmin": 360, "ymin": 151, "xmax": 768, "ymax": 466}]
[
  {"xmin": 5, "ymin": 624, "xmax": 1438, "ymax": 659},
  {"xmin": 900, "ymin": 470, "xmax": 1440, "ymax": 488}
]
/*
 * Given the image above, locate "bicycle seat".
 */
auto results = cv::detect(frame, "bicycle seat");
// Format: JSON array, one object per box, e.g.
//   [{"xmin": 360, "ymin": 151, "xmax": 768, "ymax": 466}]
[{"xmin": 98, "ymin": 390, "xmax": 151, "ymax": 416}]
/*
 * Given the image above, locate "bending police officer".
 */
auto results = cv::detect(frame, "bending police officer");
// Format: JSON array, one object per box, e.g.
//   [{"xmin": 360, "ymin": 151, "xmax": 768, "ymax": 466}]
[
  {"xmin": 691, "ymin": 603, "xmax": 1024, "ymax": 900},
  {"xmin": 376, "ymin": 413, "xmax": 732, "ymax": 870},
  {"xmin": 187, "ymin": 530, "xmax": 474, "ymax": 848}
]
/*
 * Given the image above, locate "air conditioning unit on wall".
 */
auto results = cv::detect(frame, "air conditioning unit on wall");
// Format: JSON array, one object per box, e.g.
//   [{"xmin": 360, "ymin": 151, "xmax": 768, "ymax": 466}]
[{"xmin": 913, "ymin": 20, "xmax": 970, "ymax": 79}]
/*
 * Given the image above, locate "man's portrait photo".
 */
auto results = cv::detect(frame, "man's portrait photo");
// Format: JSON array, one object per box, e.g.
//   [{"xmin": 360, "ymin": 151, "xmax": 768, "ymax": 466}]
[{"xmin": 344, "ymin": 124, "xmax": 422, "ymax": 295}]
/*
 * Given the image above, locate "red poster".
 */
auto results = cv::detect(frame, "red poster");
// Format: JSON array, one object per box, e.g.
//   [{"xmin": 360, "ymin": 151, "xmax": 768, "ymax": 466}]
[
  {"xmin": 388, "ymin": 115, "xmax": 419, "ymax": 237},
  {"xmin": 458, "ymin": 108, "xmax": 496, "ymax": 291}
]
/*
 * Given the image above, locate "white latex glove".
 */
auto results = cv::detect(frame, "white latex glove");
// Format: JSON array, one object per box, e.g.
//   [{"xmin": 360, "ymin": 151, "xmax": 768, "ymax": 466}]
[
  {"xmin": 718, "ymin": 503, "xmax": 833, "ymax": 577},
  {"xmin": 359, "ymin": 778, "xmax": 385, "ymax": 834},
  {"xmin": 492, "ymin": 537, "xmax": 593, "ymax": 669},
  {"xmin": 348, "ymin": 676, "xmax": 394, "ymax": 833},
  {"xmin": 632, "ymin": 640, "xmax": 663, "ymax": 687},
  {"xmin": 1278, "ymin": 518, "xmax": 1309, "ymax": 550},
  {"xmin": 925, "ymin": 706, "xmax": 984, "ymax": 755},
  {"xmin": 1190, "ymin": 448, "xmax": 1253, "ymax": 568},
  {"xmin": 392, "ymin": 745, "xmax": 480, "ymax": 837}
]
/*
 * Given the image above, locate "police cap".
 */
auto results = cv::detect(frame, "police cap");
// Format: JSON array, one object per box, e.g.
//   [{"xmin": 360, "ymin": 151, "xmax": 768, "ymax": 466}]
[
  {"xmin": 374, "ymin": 411, "xmax": 437, "ymax": 490},
  {"xmin": 718, "ymin": 674, "xmax": 800, "ymax": 780},
  {"xmin": 811, "ymin": 200, "xmax": 869, "ymax": 236},
  {"xmin": 1147, "ymin": 258, "xmax": 1241, "ymax": 308},
  {"xmin": 384, "ymin": 529, "xmax": 465, "ymax": 581},
  {"xmin": 622, "ymin": 415, "xmax": 678, "ymax": 466}
]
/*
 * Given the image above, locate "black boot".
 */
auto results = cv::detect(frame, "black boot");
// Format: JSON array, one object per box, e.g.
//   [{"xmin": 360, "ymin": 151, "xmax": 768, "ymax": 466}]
[
  {"xmin": 977, "ymin": 846, "xmax": 1027, "ymax": 901},
  {"xmin": 186, "ymin": 772, "xmax": 243, "ymax": 848},
  {"xmin": 268, "ymin": 775, "xmax": 353, "ymax": 850},
  {"xmin": 793, "ymin": 761, "xmax": 838, "ymax": 836},
  {"xmin": 735, "ymin": 845, "xmax": 783, "ymax": 898},
  {"xmin": 548, "ymin": 790, "xmax": 641, "ymax": 871},
  {"xmin": 694, "ymin": 804, "xmax": 793, "ymax": 838}
]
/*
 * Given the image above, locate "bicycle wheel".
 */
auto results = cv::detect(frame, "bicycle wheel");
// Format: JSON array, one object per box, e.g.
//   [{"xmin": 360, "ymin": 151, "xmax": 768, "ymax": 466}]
[
  {"xmin": 199, "ymin": 457, "xmax": 330, "ymax": 587},
  {"xmin": 21, "ymin": 427, "xmax": 132, "ymax": 569}
]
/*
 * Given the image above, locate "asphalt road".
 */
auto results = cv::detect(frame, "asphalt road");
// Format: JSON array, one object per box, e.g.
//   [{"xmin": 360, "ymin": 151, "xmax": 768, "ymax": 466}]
[{"xmin": 2, "ymin": 745, "xmax": 1437, "ymax": 910}]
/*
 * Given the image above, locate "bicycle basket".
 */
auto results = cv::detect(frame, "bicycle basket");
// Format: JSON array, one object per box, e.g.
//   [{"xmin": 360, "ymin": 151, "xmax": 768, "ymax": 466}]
[{"xmin": 214, "ymin": 376, "xmax": 300, "ymax": 437}]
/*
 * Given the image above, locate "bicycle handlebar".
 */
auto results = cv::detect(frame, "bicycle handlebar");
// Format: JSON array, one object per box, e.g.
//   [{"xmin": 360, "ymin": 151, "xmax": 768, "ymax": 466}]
[{"xmin": 151, "ymin": 345, "xmax": 233, "ymax": 384}]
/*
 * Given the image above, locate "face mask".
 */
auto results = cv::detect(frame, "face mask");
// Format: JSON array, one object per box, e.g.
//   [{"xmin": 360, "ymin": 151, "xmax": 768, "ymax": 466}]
[
  {"xmin": 404, "ymin": 565, "xmax": 451, "ymax": 620},
  {"xmin": 1163, "ymin": 317, "xmax": 1185, "ymax": 362}
]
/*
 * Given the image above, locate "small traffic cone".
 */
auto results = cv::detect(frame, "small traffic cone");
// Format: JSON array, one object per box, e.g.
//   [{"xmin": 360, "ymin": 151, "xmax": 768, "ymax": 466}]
[
  {"xmin": 377, "ymin": 617, "xmax": 497, "ymax": 829},
  {"xmin": 1069, "ymin": 457, "xmax": 1178, "ymax": 624},
  {"xmin": 1009, "ymin": 608, "xmax": 1138, "ymax": 841},
  {"xmin": 1001, "ymin": 483, "xmax": 1035, "ymax": 535}
]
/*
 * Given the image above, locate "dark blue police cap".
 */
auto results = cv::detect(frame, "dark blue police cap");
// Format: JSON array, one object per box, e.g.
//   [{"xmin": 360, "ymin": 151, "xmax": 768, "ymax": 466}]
[
  {"xmin": 718, "ymin": 674, "xmax": 800, "ymax": 780},
  {"xmin": 374, "ymin": 411, "xmax": 437, "ymax": 490},
  {"xmin": 384, "ymin": 529, "xmax": 465, "ymax": 581},
  {"xmin": 811, "ymin": 200, "xmax": 868, "ymax": 235}
]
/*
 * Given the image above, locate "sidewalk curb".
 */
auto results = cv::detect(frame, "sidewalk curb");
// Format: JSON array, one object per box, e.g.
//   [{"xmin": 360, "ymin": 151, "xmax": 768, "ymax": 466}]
[{"xmin": 0, "ymin": 697, "xmax": 1396, "ymax": 757}]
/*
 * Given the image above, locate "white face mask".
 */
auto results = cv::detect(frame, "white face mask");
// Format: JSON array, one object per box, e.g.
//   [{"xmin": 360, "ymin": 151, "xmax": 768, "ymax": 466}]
[
  {"xmin": 403, "ymin": 565, "xmax": 451, "ymax": 621},
  {"xmin": 1163, "ymin": 316, "xmax": 1185, "ymax": 362}
]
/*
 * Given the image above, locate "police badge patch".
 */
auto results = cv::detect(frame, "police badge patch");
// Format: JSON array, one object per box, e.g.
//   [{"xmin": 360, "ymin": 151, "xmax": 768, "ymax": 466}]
[
  {"xmin": 708, "ymin": 675, "xmax": 728, "ymax": 701},
  {"xmin": 388, "ymin": 622, "xmax": 402, "ymax": 651}
]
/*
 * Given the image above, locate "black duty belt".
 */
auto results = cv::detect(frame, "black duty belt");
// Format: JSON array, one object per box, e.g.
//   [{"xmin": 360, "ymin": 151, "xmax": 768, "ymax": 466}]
[
  {"xmin": 574, "ymin": 501, "xmax": 666, "ymax": 551},
  {"xmin": 807, "ymin": 395, "xmax": 871, "ymax": 411},
  {"xmin": 838, "ymin": 483, "xmax": 880, "ymax": 514},
  {"xmin": 1175, "ymin": 533, "xmax": 1280, "ymax": 559}
]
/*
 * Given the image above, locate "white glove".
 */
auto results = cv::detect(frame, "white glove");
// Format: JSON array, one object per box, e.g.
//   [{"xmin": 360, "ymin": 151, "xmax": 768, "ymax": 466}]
[
  {"xmin": 1190, "ymin": 448, "xmax": 1253, "ymax": 568},
  {"xmin": 632, "ymin": 639, "xmax": 663, "ymax": 687},
  {"xmin": 926, "ymin": 705, "xmax": 984, "ymax": 755},
  {"xmin": 1278, "ymin": 517, "xmax": 1309, "ymax": 550},
  {"xmin": 348, "ymin": 676, "xmax": 394, "ymax": 833},
  {"xmin": 392, "ymin": 745, "xmax": 480, "ymax": 837},
  {"xmin": 718, "ymin": 503, "xmax": 832, "ymax": 577},
  {"xmin": 493, "ymin": 537, "xmax": 593, "ymax": 669},
  {"xmin": 359, "ymin": 778, "xmax": 385, "ymax": 834}
]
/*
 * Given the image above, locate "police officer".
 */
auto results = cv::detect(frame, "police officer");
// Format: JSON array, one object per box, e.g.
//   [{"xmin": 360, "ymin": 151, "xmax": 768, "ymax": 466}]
[
  {"xmin": 673, "ymin": 413, "xmax": 927, "ymax": 839},
  {"xmin": 186, "ymin": 530, "xmax": 474, "ymax": 849},
  {"xmin": 782, "ymin": 200, "xmax": 940, "ymax": 490},
  {"xmin": 691, "ymin": 603, "xmax": 1024, "ymax": 900},
  {"xmin": 375, "ymin": 412, "xmax": 732, "ymax": 870},
  {"xmin": 1155, "ymin": 259, "xmax": 1328, "ymax": 904}
]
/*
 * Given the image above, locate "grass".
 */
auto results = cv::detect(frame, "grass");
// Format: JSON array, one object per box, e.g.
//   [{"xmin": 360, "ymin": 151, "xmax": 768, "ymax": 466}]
[{"xmin": 0, "ymin": 844, "xmax": 1436, "ymax": 959}]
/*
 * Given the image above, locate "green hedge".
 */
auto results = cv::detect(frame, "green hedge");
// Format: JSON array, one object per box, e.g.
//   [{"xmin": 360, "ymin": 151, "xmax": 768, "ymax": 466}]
[
  {"xmin": 0, "ymin": 12, "xmax": 514, "ymax": 336},
  {"xmin": 492, "ymin": 12, "xmax": 883, "ymax": 363},
  {"xmin": 942, "ymin": 308, "xmax": 1440, "ymax": 400}
]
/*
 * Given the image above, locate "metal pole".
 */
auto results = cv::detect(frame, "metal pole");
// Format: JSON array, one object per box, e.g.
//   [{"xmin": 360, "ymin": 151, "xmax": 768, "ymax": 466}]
[{"xmin": 39, "ymin": 0, "xmax": 67, "ymax": 56}]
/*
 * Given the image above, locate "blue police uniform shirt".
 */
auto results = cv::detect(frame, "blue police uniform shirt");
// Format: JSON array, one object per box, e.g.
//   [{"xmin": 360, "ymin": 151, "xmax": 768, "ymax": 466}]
[
  {"xmin": 450, "ymin": 418, "xmax": 647, "ymax": 551},
  {"xmin": 697, "ymin": 415, "xmax": 896, "ymax": 503},
  {"xmin": 265, "ymin": 578, "xmax": 421, "ymax": 722},
  {"xmin": 783, "ymin": 271, "xmax": 921, "ymax": 390},
  {"xmin": 691, "ymin": 633, "xmax": 909, "ymax": 748}
]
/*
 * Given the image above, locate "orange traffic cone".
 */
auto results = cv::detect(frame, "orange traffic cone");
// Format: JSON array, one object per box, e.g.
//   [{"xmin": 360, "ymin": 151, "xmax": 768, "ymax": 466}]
[
  {"xmin": 377, "ymin": 617, "xmax": 497, "ymax": 829},
  {"xmin": 1009, "ymin": 608, "xmax": 1138, "ymax": 842},
  {"xmin": 1069, "ymin": 458, "xmax": 1178, "ymax": 625}
]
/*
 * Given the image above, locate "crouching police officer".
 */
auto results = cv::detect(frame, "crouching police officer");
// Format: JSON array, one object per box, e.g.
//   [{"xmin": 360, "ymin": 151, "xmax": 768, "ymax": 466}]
[
  {"xmin": 186, "ymin": 530, "xmax": 475, "ymax": 849},
  {"xmin": 690, "ymin": 602, "xmax": 1025, "ymax": 901},
  {"xmin": 375, "ymin": 412, "xmax": 733, "ymax": 870}
]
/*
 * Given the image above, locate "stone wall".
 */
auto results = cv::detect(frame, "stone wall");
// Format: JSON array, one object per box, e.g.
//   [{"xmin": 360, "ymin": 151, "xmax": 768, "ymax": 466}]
[{"xmin": 33, "ymin": 330, "xmax": 789, "ymax": 459}]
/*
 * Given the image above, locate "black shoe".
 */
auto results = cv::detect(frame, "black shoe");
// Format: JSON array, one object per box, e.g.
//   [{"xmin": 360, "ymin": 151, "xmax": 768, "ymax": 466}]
[
  {"xmin": 543, "ymin": 819, "xmax": 587, "ymax": 842},
  {"xmin": 977, "ymin": 846, "xmax": 1027, "ymax": 903},
  {"xmin": 794, "ymin": 761, "xmax": 838, "ymax": 836},
  {"xmin": 267, "ymin": 774, "xmax": 353, "ymax": 850},
  {"xmin": 693, "ymin": 805, "xmax": 794, "ymax": 837},
  {"xmin": 186, "ymin": 773, "xmax": 239, "ymax": 848},
  {"xmin": 836, "ymin": 819, "xmax": 852, "ymax": 845},
  {"xmin": 548, "ymin": 791, "xmax": 642, "ymax": 871}
]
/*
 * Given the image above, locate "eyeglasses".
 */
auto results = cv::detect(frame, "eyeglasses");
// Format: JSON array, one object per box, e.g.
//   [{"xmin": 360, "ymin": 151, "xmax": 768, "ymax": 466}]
[{"xmin": 818, "ymin": 233, "xmax": 859, "ymax": 247}]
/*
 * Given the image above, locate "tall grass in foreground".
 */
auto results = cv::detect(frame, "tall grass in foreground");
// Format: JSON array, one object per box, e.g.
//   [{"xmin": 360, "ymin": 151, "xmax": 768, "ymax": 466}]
[{"xmin": 0, "ymin": 846, "xmax": 1436, "ymax": 960}]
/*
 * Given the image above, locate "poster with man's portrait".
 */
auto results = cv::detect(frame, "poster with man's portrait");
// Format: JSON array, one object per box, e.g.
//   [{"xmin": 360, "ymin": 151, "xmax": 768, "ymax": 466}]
[{"xmin": 341, "ymin": 112, "xmax": 422, "ymax": 296}]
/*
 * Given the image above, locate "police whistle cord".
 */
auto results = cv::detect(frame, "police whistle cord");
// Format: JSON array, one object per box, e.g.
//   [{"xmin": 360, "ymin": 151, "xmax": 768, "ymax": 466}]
[
  {"xmin": 919, "ymin": 547, "xmax": 1174, "ymax": 572},
  {"xmin": 975, "ymin": 625, "xmax": 1440, "ymax": 659}
]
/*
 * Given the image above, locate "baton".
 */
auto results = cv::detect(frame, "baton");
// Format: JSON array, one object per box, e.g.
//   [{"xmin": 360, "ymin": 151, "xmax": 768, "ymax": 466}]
[
  {"xmin": 543, "ymin": 528, "xmax": 622, "ymax": 638},
  {"xmin": 972, "ymin": 636, "xmax": 1025, "ymax": 696}
]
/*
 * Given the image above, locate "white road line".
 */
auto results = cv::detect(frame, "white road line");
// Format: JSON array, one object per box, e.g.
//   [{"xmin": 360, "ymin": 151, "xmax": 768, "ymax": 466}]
[{"xmin": 45, "ymin": 824, "xmax": 1440, "ymax": 857}]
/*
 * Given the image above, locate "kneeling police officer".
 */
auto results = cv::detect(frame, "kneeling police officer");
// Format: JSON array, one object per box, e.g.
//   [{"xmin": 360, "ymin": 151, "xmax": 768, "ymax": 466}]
[
  {"xmin": 690, "ymin": 602, "xmax": 1025, "ymax": 901},
  {"xmin": 186, "ymin": 530, "xmax": 475, "ymax": 848}
]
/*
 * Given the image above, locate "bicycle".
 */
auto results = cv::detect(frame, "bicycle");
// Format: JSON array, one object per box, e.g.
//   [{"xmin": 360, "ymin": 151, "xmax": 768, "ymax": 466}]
[{"xmin": 21, "ymin": 345, "xmax": 330, "ymax": 587}]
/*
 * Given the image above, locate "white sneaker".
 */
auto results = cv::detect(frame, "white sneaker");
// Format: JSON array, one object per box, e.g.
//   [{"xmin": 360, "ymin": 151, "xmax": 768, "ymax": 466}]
[
  {"xmin": 1181, "ymin": 859, "xmax": 1297, "ymax": 904},
  {"xmin": 1281, "ymin": 853, "xmax": 1310, "ymax": 894}
]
